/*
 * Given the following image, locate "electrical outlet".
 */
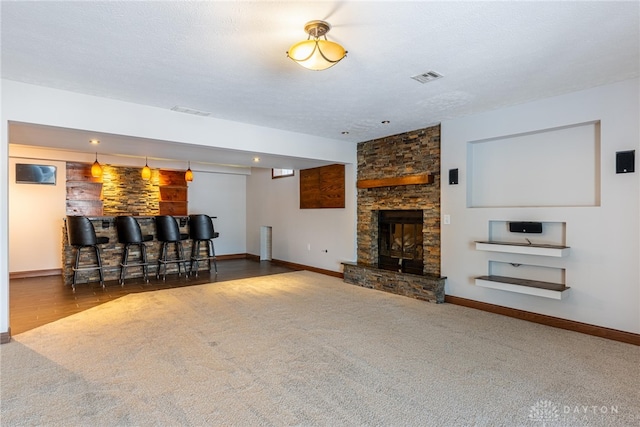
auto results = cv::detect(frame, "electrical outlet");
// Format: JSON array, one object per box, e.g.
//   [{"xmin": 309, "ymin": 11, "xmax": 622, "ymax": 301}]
[{"xmin": 444, "ymin": 214, "xmax": 451, "ymax": 225}]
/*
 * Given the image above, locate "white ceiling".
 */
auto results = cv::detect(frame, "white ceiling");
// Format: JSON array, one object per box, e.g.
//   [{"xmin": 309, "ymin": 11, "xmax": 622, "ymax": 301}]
[{"xmin": 2, "ymin": 1, "xmax": 639, "ymax": 169}]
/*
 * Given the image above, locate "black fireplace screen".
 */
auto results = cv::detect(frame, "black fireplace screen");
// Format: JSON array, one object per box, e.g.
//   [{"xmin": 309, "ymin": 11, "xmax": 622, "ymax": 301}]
[{"xmin": 378, "ymin": 210, "xmax": 424, "ymax": 275}]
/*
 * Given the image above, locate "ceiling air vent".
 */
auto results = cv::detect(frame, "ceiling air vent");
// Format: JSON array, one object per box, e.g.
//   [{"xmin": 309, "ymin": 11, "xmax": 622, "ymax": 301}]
[
  {"xmin": 170, "ymin": 106, "xmax": 211, "ymax": 117},
  {"xmin": 411, "ymin": 70, "xmax": 443, "ymax": 84}
]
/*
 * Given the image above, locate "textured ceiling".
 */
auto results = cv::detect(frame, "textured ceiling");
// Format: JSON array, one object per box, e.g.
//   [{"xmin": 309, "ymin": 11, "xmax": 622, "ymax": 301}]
[{"xmin": 2, "ymin": 1, "xmax": 639, "ymax": 168}]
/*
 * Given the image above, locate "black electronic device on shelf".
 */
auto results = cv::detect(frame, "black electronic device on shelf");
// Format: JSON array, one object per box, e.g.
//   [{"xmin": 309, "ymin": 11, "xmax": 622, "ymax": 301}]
[{"xmin": 508, "ymin": 221, "xmax": 543, "ymax": 233}]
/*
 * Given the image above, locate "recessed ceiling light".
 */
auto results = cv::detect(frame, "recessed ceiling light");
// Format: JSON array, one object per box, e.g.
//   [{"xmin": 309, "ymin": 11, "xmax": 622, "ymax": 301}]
[
  {"xmin": 253, "ymin": 157, "xmax": 260, "ymax": 162},
  {"xmin": 381, "ymin": 120, "xmax": 390, "ymax": 124},
  {"xmin": 341, "ymin": 131, "xmax": 349, "ymax": 135},
  {"xmin": 89, "ymin": 139, "xmax": 100, "ymax": 145}
]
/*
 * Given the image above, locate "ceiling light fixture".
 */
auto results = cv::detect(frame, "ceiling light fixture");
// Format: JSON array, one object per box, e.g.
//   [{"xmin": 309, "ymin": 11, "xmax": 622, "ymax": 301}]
[
  {"xmin": 185, "ymin": 161, "xmax": 194, "ymax": 182},
  {"xmin": 141, "ymin": 157, "xmax": 151, "ymax": 181},
  {"xmin": 287, "ymin": 20, "xmax": 347, "ymax": 71},
  {"xmin": 91, "ymin": 152, "xmax": 102, "ymax": 178}
]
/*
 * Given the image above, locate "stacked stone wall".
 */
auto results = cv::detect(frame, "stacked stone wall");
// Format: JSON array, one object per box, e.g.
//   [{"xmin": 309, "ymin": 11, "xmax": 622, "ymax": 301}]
[
  {"xmin": 356, "ymin": 125, "xmax": 441, "ymax": 276},
  {"xmin": 101, "ymin": 165, "xmax": 160, "ymax": 215}
]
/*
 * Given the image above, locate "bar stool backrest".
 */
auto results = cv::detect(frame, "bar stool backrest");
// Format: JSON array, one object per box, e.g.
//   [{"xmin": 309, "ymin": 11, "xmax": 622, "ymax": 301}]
[
  {"xmin": 189, "ymin": 214, "xmax": 215, "ymax": 240},
  {"xmin": 67, "ymin": 216, "xmax": 97, "ymax": 246},
  {"xmin": 115, "ymin": 216, "xmax": 144, "ymax": 244},
  {"xmin": 155, "ymin": 215, "xmax": 181, "ymax": 242}
]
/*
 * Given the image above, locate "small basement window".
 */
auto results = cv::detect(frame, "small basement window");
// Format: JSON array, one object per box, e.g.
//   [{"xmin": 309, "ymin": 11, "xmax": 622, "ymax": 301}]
[{"xmin": 272, "ymin": 168, "xmax": 294, "ymax": 179}]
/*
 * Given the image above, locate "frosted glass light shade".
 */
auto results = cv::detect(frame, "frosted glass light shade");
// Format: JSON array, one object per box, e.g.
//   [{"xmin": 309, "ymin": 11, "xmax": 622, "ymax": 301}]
[
  {"xmin": 141, "ymin": 164, "xmax": 151, "ymax": 180},
  {"xmin": 287, "ymin": 39, "xmax": 346, "ymax": 71},
  {"xmin": 185, "ymin": 167, "xmax": 193, "ymax": 182},
  {"xmin": 91, "ymin": 160, "xmax": 102, "ymax": 178}
]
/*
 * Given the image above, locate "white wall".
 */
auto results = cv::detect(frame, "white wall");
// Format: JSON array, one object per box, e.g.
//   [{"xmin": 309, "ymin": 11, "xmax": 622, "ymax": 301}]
[
  {"xmin": 188, "ymin": 170, "xmax": 247, "ymax": 255},
  {"xmin": 441, "ymin": 78, "xmax": 640, "ymax": 333},
  {"xmin": 246, "ymin": 165, "xmax": 357, "ymax": 273},
  {"xmin": 9, "ymin": 157, "xmax": 67, "ymax": 272}
]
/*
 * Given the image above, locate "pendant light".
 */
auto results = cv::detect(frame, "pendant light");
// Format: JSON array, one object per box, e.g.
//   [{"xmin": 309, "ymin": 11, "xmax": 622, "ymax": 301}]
[
  {"xmin": 141, "ymin": 157, "xmax": 151, "ymax": 180},
  {"xmin": 287, "ymin": 20, "xmax": 347, "ymax": 71},
  {"xmin": 185, "ymin": 161, "xmax": 194, "ymax": 182},
  {"xmin": 91, "ymin": 152, "xmax": 103, "ymax": 178}
]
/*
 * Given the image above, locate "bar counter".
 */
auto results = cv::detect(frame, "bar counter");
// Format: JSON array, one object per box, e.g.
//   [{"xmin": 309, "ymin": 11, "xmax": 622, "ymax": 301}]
[{"xmin": 62, "ymin": 216, "xmax": 210, "ymax": 286}]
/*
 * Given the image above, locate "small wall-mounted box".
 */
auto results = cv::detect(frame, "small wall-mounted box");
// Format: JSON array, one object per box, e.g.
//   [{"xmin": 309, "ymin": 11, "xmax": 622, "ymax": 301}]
[
  {"xmin": 616, "ymin": 150, "xmax": 635, "ymax": 174},
  {"xmin": 448, "ymin": 168, "xmax": 458, "ymax": 185}
]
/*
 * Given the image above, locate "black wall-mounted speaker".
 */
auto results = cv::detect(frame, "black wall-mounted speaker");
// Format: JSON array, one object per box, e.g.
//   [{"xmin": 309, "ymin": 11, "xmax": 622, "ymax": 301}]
[
  {"xmin": 616, "ymin": 150, "xmax": 635, "ymax": 174},
  {"xmin": 449, "ymin": 168, "xmax": 458, "ymax": 185},
  {"xmin": 509, "ymin": 222, "xmax": 543, "ymax": 233}
]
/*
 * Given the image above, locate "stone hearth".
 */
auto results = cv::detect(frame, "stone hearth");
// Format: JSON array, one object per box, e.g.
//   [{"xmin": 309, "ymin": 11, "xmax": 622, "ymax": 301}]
[{"xmin": 343, "ymin": 262, "xmax": 445, "ymax": 303}]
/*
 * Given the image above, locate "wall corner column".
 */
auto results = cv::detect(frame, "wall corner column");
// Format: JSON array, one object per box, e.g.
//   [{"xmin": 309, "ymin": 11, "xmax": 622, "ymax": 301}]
[{"xmin": 1, "ymin": 116, "xmax": 12, "ymax": 343}]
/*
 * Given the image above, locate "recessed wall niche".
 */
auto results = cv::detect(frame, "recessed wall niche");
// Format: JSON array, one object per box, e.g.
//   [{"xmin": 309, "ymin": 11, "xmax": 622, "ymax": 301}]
[{"xmin": 467, "ymin": 121, "xmax": 601, "ymax": 208}]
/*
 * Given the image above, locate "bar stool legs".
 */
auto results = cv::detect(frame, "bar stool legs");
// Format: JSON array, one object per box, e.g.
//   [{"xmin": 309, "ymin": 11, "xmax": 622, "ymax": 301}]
[
  {"xmin": 157, "ymin": 240, "xmax": 187, "ymax": 281},
  {"xmin": 71, "ymin": 244, "xmax": 105, "ymax": 291},
  {"xmin": 119, "ymin": 243, "xmax": 149, "ymax": 285},
  {"xmin": 188, "ymin": 214, "xmax": 219, "ymax": 277},
  {"xmin": 190, "ymin": 238, "xmax": 217, "ymax": 277}
]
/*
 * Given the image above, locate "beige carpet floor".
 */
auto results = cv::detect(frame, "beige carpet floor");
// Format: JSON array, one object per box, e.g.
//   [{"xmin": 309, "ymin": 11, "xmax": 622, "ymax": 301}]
[{"xmin": 1, "ymin": 271, "xmax": 638, "ymax": 426}]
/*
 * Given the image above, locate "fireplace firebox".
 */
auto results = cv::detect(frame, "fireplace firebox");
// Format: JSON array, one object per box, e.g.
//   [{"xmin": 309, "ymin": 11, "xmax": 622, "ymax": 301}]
[{"xmin": 378, "ymin": 210, "xmax": 424, "ymax": 275}]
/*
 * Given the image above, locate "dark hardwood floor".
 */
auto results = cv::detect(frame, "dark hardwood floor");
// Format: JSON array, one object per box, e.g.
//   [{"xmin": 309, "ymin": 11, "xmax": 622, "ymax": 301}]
[{"xmin": 9, "ymin": 259, "xmax": 297, "ymax": 336}]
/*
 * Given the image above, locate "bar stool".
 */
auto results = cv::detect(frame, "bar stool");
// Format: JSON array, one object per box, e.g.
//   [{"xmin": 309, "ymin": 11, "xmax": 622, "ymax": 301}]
[
  {"xmin": 155, "ymin": 215, "xmax": 189, "ymax": 280},
  {"xmin": 115, "ymin": 216, "xmax": 153, "ymax": 285},
  {"xmin": 66, "ymin": 215, "xmax": 110, "ymax": 291},
  {"xmin": 189, "ymin": 214, "xmax": 219, "ymax": 276}
]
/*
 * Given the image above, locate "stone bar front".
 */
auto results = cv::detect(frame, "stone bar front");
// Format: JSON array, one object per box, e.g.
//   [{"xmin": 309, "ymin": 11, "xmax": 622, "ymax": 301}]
[{"xmin": 61, "ymin": 216, "xmax": 209, "ymax": 286}]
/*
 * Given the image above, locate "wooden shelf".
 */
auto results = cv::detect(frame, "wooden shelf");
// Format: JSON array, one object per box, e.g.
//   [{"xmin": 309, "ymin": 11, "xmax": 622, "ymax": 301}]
[
  {"xmin": 158, "ymin": 170, "xmax": 188, "ymax": 215},
  {"xmin": 475, "ymin": 241, "xmax": 570, "ymax": 257},
  {"xmin": 475, "ymin": 275, "xmax": 570, "ymax": 300},
  {"xmin": 357, "ymin": 173, "xmax": 433, "ymax": 189}
]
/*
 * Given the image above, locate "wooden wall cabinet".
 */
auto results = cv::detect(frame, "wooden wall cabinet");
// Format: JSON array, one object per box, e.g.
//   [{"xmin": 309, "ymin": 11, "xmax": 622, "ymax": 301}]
[{"xmin": 300, "ymin": 164, "xmax": 345, "ymax": 209}]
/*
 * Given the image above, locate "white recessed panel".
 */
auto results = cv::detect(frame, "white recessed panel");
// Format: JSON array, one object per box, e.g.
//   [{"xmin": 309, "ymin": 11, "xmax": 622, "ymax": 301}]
[{"xmin": 467, "ymin": 122, "xmax": 600, "ymax": 207}]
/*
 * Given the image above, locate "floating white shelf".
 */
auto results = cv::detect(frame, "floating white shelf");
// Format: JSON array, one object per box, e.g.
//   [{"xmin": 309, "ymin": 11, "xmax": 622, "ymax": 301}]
[
  {"xmin": 475, "ymin": 241, "xmax": 570, "ymax": 257},
  {"xmin": 475, "ymin": 275, "xmax": 570, "ymax": 300}
]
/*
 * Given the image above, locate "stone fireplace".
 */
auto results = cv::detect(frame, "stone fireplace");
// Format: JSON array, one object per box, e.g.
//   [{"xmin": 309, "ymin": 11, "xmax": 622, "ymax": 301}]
[{"xmin": 343, "ymin": 125, "xmax": 446, "ymax": 303}]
